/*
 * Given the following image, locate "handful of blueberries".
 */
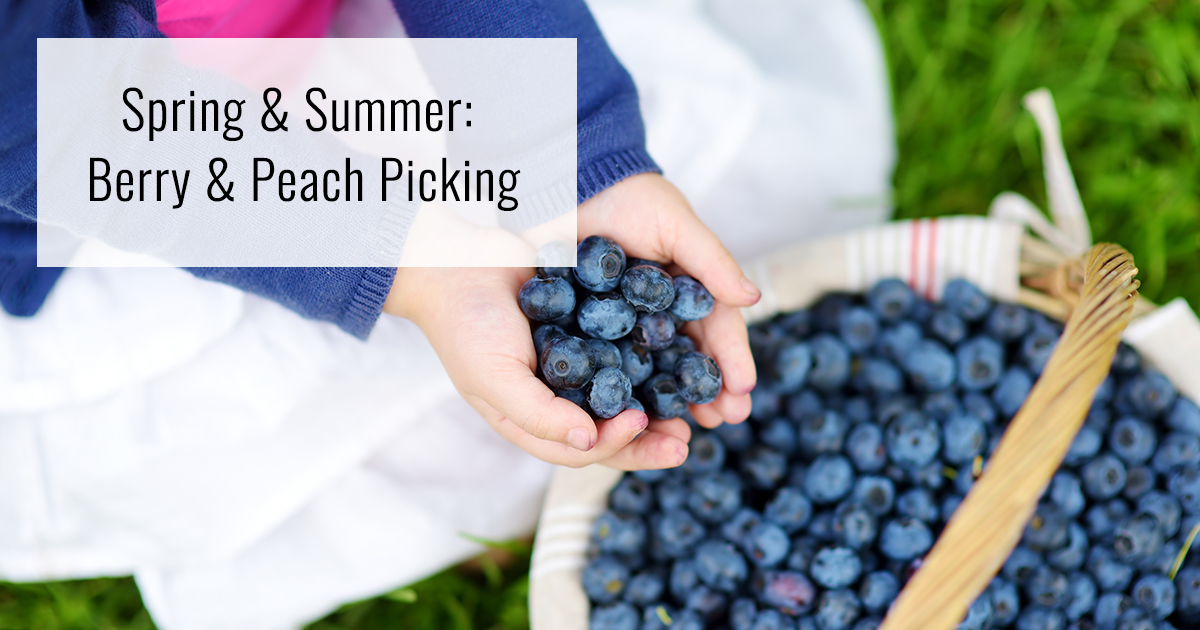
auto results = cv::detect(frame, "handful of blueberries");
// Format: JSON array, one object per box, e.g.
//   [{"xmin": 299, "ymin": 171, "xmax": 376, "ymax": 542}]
[
  {"xmin": 581, "ymin": 277, "xmax": 1200, "ymax": 630},
  {"xmin": 520, "ymin": 235, "xmax": 722, "ymax": 420}
]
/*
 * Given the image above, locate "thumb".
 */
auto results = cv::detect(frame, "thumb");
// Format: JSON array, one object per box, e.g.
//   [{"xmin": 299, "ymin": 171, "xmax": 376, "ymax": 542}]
[
  {"xmin": 479, "ymin": 361, "xmax": 599, "ymax": 452},
  {"xmin": 667, "ymin": 210, "xmax": 761, "ymax": 307}
]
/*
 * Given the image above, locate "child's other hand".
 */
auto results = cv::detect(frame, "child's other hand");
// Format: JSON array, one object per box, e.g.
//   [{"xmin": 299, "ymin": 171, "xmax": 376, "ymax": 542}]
[
  {"xmin": 578, "ymin": 173, "xmax": 760, "ymax": 429},
  {"xmin": 386, "ymin": 265, "xmax": 691, "ymax": 470}
]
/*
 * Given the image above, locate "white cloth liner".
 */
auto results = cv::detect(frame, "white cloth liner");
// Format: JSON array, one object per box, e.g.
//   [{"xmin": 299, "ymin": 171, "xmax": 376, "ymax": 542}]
[
  {"xmin": 528, "ymin": 89, "xmax": 1200, "ymax": 630},
  {"xmin": 1, "ymin": 0, "xmax": 895, "ymax": 628}
]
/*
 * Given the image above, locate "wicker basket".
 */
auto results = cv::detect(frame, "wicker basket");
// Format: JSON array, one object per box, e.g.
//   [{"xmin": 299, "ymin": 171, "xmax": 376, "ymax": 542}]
[{"xmin": 528, "ymin": 90, "xmax": 1200, "ymax": 630}]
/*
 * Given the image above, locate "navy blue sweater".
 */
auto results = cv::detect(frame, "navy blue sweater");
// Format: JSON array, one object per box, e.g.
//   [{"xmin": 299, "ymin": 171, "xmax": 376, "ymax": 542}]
[{"xmin": 0, "ymin": 0, "xmax": 657, "ymax": 339}]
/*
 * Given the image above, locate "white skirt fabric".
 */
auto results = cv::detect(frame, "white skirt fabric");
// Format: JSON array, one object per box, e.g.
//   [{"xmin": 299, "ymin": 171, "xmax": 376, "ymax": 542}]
[{"xmin": 0, "ymin": 0, "xmax": 893, "ymax": 628}]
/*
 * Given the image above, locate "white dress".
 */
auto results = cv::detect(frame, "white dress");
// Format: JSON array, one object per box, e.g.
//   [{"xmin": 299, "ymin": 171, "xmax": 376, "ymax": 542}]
[{"xmin": 0, "ymin": 0, "xmax": 893, "ymax": 627}]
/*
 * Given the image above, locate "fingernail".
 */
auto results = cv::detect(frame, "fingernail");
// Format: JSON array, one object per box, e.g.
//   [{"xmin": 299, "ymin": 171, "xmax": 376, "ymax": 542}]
[
  {"xmin": 567, "ymin": 427, "xmax": 592, "ymax": 452},
  {"xmin": 632, "ymin": 412, "xmax": 649, "ymax": 433},
  {"xmin": 740, "ymin": 276, "xmax": 761, "ymax": 300}
]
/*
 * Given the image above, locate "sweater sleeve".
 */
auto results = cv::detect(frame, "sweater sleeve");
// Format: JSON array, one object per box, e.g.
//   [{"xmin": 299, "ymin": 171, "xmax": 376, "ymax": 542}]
[
  {"xmin": 0, "ymin": 1, "xmax": 397, "ymax": 339},
  {"xmin": 390, "ymin": 0, "xmax": 661, "ymax": 207}
]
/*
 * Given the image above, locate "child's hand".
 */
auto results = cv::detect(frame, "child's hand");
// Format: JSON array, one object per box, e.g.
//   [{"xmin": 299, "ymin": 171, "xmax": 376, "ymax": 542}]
[
  {"xmin": 384, "ymin": 173, "xmax": 758, "ymax": 470},
  {"xmin": 386, "ymin": 265, "xmax": 692, "ymax": 470},
  {"xmin": 577, "ymin": 173, "xmax": 760, "ymax": 429}
]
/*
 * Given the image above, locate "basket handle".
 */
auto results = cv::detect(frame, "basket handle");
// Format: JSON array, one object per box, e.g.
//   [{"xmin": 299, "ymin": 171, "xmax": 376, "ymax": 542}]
[{"xmin": 878, "ymin": 243, "xmax": 1139, "ymax": 630}]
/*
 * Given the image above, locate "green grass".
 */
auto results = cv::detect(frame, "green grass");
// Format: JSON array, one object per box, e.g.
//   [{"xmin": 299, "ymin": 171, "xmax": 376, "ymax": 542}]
[{"xmin": 6, "ymin": 2, "xmax": 1199, "ymax": 628}]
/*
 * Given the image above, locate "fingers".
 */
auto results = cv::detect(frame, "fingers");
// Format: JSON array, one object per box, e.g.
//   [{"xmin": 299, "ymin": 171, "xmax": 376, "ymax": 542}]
[
  {"xmin": 600, "ymin": 430, "xmax": 689, "ymax": 471},
  {"xmin": 477, "ymin": 362, "xmax": 599, "ymax": 451},
  {"xmin": 666, "ymin": 209, "xmax": 761, "ymax": 308},
  {"xmin": 694, "ymin": 303, "xmax": 756, "ymax": 396}
]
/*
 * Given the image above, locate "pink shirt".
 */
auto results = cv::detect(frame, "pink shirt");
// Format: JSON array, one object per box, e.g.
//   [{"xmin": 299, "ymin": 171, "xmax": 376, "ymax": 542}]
[{"xmin": 155, "ymin": 0, "xmax": 340, "ymax": 38}]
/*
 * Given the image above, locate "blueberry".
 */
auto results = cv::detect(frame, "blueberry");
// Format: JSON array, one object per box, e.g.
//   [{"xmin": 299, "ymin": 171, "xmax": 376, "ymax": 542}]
[
  {"xmin": 885, "ymin": 411, "xmax": 942, "ymax": 469},
  {"xmin": 1124, "ymin": 466, "xmax": 1158, "ymax": 500},
  {"xmin": 987, "ymin": 303, "xmax": 1031, "ymax": 341},
  {"xmin": 687, "ymin": 471, "xmax": 743, "ymax": 523},
  {"xmin": 814, "ymin": 589, "xmax": 861, "ymax": 630},
  {"xmin": 765, "ymin": 487, "xmax": 813, "ymax": 533},
  {"xmin": 1086, "ymin": 546, "xmax": 1135, "ymax": 591},
  {"xmin": 620, "ymin": 265, "xmax": 675, "ymax": 313},
  {"xmin": 674, "ymin": 352, "xmax": 723, "ymax": 405},
  {"xmin": 838, "ymin": 307, "xmax": 880, "ymax": 352},
  {"xmin": 833, "ymin": 502, "xmax": 878, "ymax": 549},
  {"xmin": 956, "ymin": 597, "xmax": 993, "ymax": 630},
  {"xmin": 751, "ymin": 609, "xmax": 797, "ymax": 630},
  {"xmin": 1095, "ymin": 592, "xmax": 1134, "ymax": 629},
  {"xmin": 731, "ymin": 597, "xmax": 758, "ymax": 630},
  {"xmin": 591, "ymin": 601, "xmax": 639, "ymax": 630},
  {"xmin": 809, "ymin": 334, "xmax": 853, "ymax": 391},
  {"xmin": 537, "ymin": 265, "xmax": 573, "ymax": 280},
  {"xmin": 901, "ymin": 340, "xmax": 957, "ymax": 392},
  {"xmin": 594, "ymin": 510, "xmax": 647, "ymax": 556},
  {"xmin": 911, "ymin": 461, "xmax": 947, "ymax": 490},
  {"xmin": 669, "ymin": 276, "xmax": 715, "ymax": 321},
  {"xmin": 587, "ymin": 339, "xmax": 623, "ymax": 370},
  {"xmin": 987, "ymin": 577, "xmax": 1021, "ymax": 627},
  {"xmin": 851, "ymin": 476, "xmax": 895, "ymax": 516},
  {"xmin": 1112, "ymin": 512, "xmax": 1163, "ymax": 563},
  {"xmin": 879, "ymin": 517, "xmax": 932, "ymax": 560},
  {"xmin": 750, "ymin": 388, "xmax": 783, "ymax": 422},
  {"xmin": 993, "ymin": 366, "xmax": 1034, "ymax": 417},
  {"xmin": 533, "ymin": 324, "xmax": 567, "ymax": 356},
  {"xmin": 640, "ymin": 604, "xmax": 677, "ymax": 630},
  {"xmin": 693, "ymin": 539, "xmax": 749, "ymax": 591},
  {"xmin": 582, "ymin": 555, "xmax": 630, "ymax": 603},
  {"xmin": 896, "ymin": 488, "xmax": 939, "ymax": 523},
  {"xmin": 942, "ymin": 413, "xmax": 986, "ymax": 464},
  {"xmin": 962, "ymin": 392, "xmax": 998, "ymax": 424},
  {"xmin": 922, "ymin": 390, "xmax": 963, "ymax": 421},
  {"xmin": 814, "ymin": 294, "xmax": 856, "ymax": 332},
  {"xmin": 854, "ymin": 358, "xmax": 904, "ymax": 397},
  {"xmin": 943, "ymin": 278, "xmax": 992, "ymax": 321},
  {"xmin": 1002, "ymin": 546, "xmax": 1044, "ymax": 583},
  {"xmin": 1020, "ymin": 323, "xmax": 1059, "ymax": 374},
  {"xmin": 875, "ymin": 395, "xmax": 915, "ymax": 425},
  {"xmin": 877, "ymin": 321, "xmax": 923, "ymax": 362},
  {"xmin": 624, "ymin": 570, "xmax": 664, "ymax": 605},
  {"xmin": 625, "ymin": 396, "xmax": 645, "ymax": 414},
  {"xmin": 1024, "ymin": 565, "xmax": 1069, "ymax": 607},
  {"xmin": 808, "ymin": 511, "xmax": 838, "ymax": 542},
  {"xmin": 1085, "ymin": 499, "xmax": 1132, "ymax": 543},
  {"xmin": 810, "ymin": 547, "xmax": 862, "ymax": 589},
  {"xmin": 858, "ymin": 571, "xmax": 898, "ymax": 614},
  {"xmin": 1049, "ymin": 472, "xmax": 1086, "ymax": 518},
  {"xmin": 1168, "ymin": 397, "xmax": 1200, "ymax": 436},
  {"xmin": 1014, "ymin": 606, "xmax": 1064, "ymax": 630},
  {"xmin": 929, "ymin": 309, "xmax": 968, "ymax": 346},
  {"xmin": 590, "ymin": 367, "xmax": 633, "ymax": 418},
  {"xmin": 1152, "ymin": 432, "xmax": 1200, "ymax": 473},
  {"xmin": 743, "ymin": 521, "xmax": 791, "ymax": 568},
  {"xmin": 610, "ymin": 475, "xmax": 654, "ymax": 514},
  {"xmin": 642, "ymin": 373, "xmax": 689, "ymax": 419},
  {"xmin": 1167, "ymin": 466, "xmax": 1200, "ymax": 513},
  {"xmin": 574, "ymin": 235, "xmax": 625, "ymax": 292},
  {"xmin": 761, "ymin": 419, "xmax": 798, "ymax": 454},
  {"xmin": 788, "ymin": 390, "xmax": 826, "ymax": 422},
  {"xmin": 685, "ymin": 588, "xmax": 727, "ymax": 625},
  {"xmin": 668, "ymin": 558, "xmax": 700, "ymax": 601},
  {"xmin": 632, "ymin": 311, "xmax": 675, "ymax": 350},
  {"xmin": 741, "ymin": 446, "xmax": 789, "ymax": 489},
  {"xmin": 616, "ymin": 338, "xmax": 655, "ymax": 386},
  {"xmin": 518, "ymin": 275, "xmax": 576, "ymax": 322},
  {"xmin": 804, "ymin": 455, "xmax": 855, "ymax": 504},
  {"xmin": 655, "ymin": 480, "xmax": 689, "ymax": 513},
  {"xmin": 654, "ymin": 509, "xmax": 706, "ymax": 558},
  {"xmin": 1114, "ymin": 610, "xmax": 1155, "ymax": 630},
  {"xmin": 721, "ymin": 508, "xmax": 764, "ymax": 546},
  {"xmin": 540, "ymin": 335, "xmax": 596, "ymax": 390},
  {"xmin": 787, "ymin": 536, "xmax": 819, "ymax": 572},
  {"xmin": 1175, "ymin": 567, "xmax": 1200, "ymax": 623},
  {"xmin": 1123, "ymin": 370, "xmax": 1178, "ymax": 418},
  {"xmin": 576, "ymin": 293, "xmax": 637, "ymax": 340},
  {"xmin": 957, "ymin": 336, "xmax": 1005, "ymax": 390},
  {"xmin": 846, "ymin": 423, "xmax": 888, "ymax": 473},
  {"xmin": 555, "ymin": 386, "xmax": 590, "ymax": 411},
  {"xmin": 799, "ymin": 410, "xmax": 851, "ymax": 456},
  {"xmin": 1134, "ymin": 495, "xmax": 1178, "ymax": 544},
  {"xmin": 1083, "ymin": 453, "xmax": 1128, "ymax": 500},
  {"xmin": 1023, "ymin": 502, "xmax": 1069, "ymax": 552},
  {"xmin": 1132, "ymin": 574, "xmax": 1176, "ymax": 620},
  {"xmin": 716, "ymin": 420, "xmax": 755, "ymax": 452},
  {"xmin": 682, "ymin": 432, "xmax": 727, "ymax": 475},
  {"xmin": 753, "ymin": 570, "xmax": 817, "ymax": 616},
  {"xmin": 867, "ymin": 279, "xmax": 914, "ymax": 322},
  {"xmin": 1063, "ymin": 572, "xmax": 1096, "ymax": 621},
  {"xmin": 1110, "ymin": 417, "xmax": 1158, "ymax": 465},
  {"xmin": 941, "ymin": 494, "xmax": 964, "ymax": 521},
  {"xmin": 772, "ymin": 341, "xmax": 814, "ymax": 393},
  {"xmin": 852, "ymin": 618, "xmax": 881, "ymax": 630},
  {"xmin": 1064, "ymin": 427, "xmax": 1103, "ymax": 467}
]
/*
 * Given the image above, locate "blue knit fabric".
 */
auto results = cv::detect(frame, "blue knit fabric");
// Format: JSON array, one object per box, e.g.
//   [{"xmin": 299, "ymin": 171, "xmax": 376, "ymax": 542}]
[{"xmin": 0, "ymin": 0, "xmax": 658, "ymax": 338}]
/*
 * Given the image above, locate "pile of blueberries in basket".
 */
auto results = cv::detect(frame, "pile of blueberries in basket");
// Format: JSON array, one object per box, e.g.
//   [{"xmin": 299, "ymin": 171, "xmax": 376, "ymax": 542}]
[
  {"xmin": 580, "ymin": 275, "xmax": 1200, "ymax": 630},
  {"xmin": 519, "ymin": 235, "xmax": 722, "ymax": 420}
]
